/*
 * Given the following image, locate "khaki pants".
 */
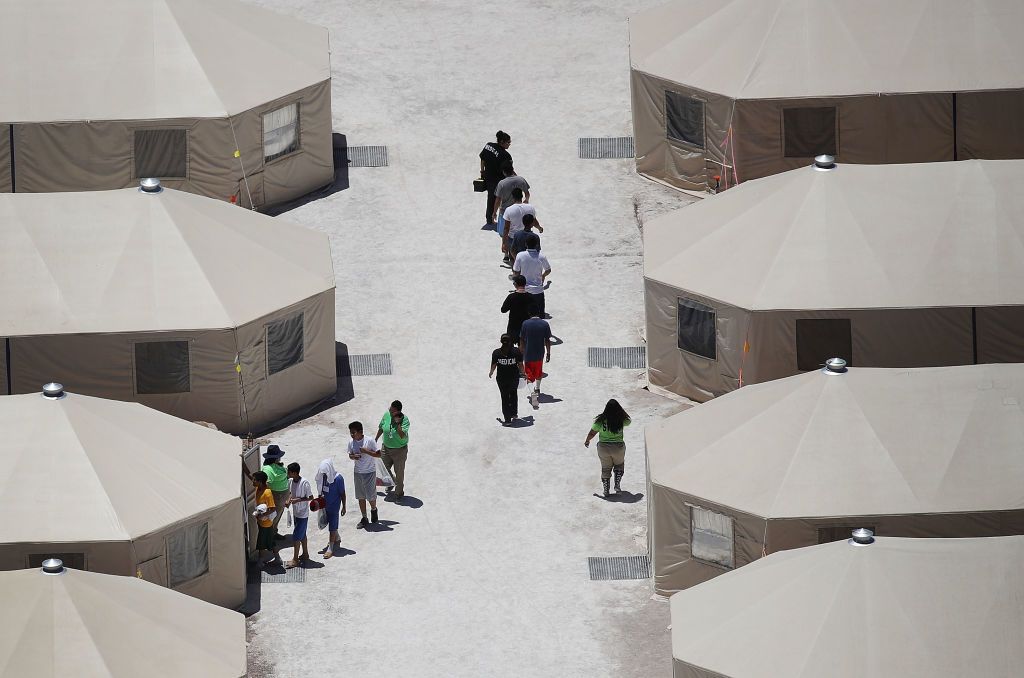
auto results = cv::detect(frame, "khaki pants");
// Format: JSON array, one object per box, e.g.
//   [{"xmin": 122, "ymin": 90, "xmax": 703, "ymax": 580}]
[
  {"xmin": 597, "ymin": 442, "xmax": 626, "ymax": 480},
  {"xmin": 381, "ymin": 445, "xmax": 408, "ymax": 494},
  {"xmin": 271, "ymin": 489, "xmax": 290, "ymax": 533}
]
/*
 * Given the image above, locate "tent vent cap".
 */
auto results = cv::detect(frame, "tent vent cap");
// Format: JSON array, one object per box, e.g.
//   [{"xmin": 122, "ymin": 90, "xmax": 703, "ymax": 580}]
[
  {"xmin": 42, "ymin": 382, "xmax": 65, "ymax": 399},
  {"xmin": 813, "ymin": 154, "xmax": 836, "ymax": 171},
  {"xmin": 41, "ymin": 558, "xmax": 66, "ymax": 575},
  {"xmin": 822, "ymin": 358, "xmax": 847, "ymax": 375},
  {"xmin": 849, "ymin": 528, "xmax": 875, "ymax": 545},
  {"xmin": 139, "ymin": 177, "xmax": 163, "ymax": 193}
]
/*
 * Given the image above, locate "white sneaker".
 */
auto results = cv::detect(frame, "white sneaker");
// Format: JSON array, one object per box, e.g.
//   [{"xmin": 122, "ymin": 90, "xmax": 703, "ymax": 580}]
[{"xmin": 530, "ymin": 390, "xmax": 540, "ymax": 409}]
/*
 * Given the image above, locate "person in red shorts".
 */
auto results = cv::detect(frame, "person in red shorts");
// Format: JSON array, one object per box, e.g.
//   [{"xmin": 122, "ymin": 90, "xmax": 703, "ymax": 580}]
[{"xmin": 519, "ymin": 308, "xmax": 552, "ymax": 409}]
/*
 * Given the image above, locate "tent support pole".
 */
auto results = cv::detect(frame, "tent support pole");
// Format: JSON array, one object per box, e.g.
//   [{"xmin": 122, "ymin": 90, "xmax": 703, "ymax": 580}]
[
  {"xmin": 971, "ymin": 307, "xmax": 978, "ymax": 365},
  {"xmin": 8, "ymin": 125, "xmax": 14, "ymax": 192},
  {"xmin": 952, "ymin": 93, "xmax": 958, "ymax": 161}
]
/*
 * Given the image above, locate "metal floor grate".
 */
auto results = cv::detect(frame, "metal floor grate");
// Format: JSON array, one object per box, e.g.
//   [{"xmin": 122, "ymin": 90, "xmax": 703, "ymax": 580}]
[
  {"xmin": 578, "ymin": 137, "xmax": 635, "ymax": 159},
  {"xmin": 342, "ymin": 353, "xmax": 393, "ymax": 376},
  {"xmin": 588, "ymin": 346, "xmax": 647, "ymax": 369},
  {"xmin": 347, "ymin": 145, "xmax": 389, "ymax": 167},
  {"xmin": 261, "ymin": 567, "xmax": 306, "ymax": 584},
  {"xmin": 588, "ymin": 555, "xmax": 651, "ymax": 581}
]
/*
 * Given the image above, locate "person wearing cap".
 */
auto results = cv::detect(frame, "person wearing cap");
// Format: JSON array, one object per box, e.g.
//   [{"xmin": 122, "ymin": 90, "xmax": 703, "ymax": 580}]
[
  {"xmin": 261, "ymin": 445, "xmax": 290, "ymax": 538},
  {"xmin": 375, "ymin": 400, "xmax": 410, "ymax": 500}
]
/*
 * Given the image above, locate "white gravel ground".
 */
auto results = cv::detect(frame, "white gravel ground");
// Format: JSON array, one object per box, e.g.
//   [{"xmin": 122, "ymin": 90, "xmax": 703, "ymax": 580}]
[{"xmin": 244, "ymin": 1, "xmax": 694, "ymax": 676}]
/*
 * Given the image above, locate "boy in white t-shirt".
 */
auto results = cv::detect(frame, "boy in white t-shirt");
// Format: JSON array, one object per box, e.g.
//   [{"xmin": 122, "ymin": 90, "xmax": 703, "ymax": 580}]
[
  {"xmin": 284, "ymin": 462, "xmax": 314, "ymax": 568},
  {"xmin": 348, "ymin": 421, "xmax": 382, "ymax": 529},
  {"xmin": 501, "ymin": 188, "xmax": 540, "ymax": 263}
]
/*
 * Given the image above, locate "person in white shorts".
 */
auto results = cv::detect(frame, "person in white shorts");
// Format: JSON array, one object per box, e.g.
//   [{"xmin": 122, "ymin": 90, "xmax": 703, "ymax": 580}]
[{"xmin": 348, "ymin": 420, "xmax": 382, "ymax": 529}]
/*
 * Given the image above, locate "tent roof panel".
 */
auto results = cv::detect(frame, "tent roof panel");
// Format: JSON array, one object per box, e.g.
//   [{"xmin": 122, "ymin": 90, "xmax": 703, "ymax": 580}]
[
  {"xmin": 671, "ymin": 536, "xmax": 1024, "ymax": 677},
  {"xmin": 0, "ymin": 391, "xmax": 241, "ymax": 542},
  {"xmin": 646, "ymin": 364, "xmax": 1024, "ymax": 518},
  {"xmin": 643, "ymin": 160, "xmax": 1024, "ymax": 310},
  {"xmin": 630, "ymin": 0, "xmax": 1024, "ymax": 99},
  {"xmin": 0, "ymin": 0, "xmax": 329, "ymax": 121},
  {"xmin": 0, "ymin": 187, "xmax": 335, "ymax": 335}
]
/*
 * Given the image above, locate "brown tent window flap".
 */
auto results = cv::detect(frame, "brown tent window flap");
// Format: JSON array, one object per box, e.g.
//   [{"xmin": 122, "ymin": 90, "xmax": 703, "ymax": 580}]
[
  {"xmin": 267, "ymin": 312, "xmax": 304, "ymax": 376},
  {"xmin": 689, "ymin": 505, "xmax": 735, "ymax": 569},
  {"xmin": 167, "ymin": 522, "xmax": 209, "ymax": 587},
  {"xmin": 28, "ymin": 553, "xmax": 86, "ymax": 570},
  {"xmin": 677, "ymin": 297, "xmax": 717, "ymax": 360},
  {"xmin": 665, "ymin": 92, "xmax": 705, "ymax": 149},
  {"xmin": 263, "ymin": 103, "xmax": 301, "ymax": 163},
  {"xmin": 134, "ymin": 129, "xmax": 188, "ymax": 179},
  {"xmin": 795, "ymin": 318, "xmax": 853, "ymax": 371},
  {"xmin": 134, "ymin": 340, "xmax": 191, "ymax": 394},
  {"xmin": 783, "ymin": 106, "xmax": 837, "ymax": 157}
]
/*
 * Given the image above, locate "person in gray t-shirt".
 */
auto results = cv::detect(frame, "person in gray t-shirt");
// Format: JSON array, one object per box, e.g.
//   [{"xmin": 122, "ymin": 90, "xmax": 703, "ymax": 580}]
[{"xmin": 494, "ymin": 164, "xmax": 530, "ymax": 244}]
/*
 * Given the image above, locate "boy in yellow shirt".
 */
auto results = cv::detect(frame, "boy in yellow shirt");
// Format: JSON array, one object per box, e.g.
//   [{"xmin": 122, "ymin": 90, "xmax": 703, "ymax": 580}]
[{"xmin": 252, "ymin": 471, "xmax": 282, "ymax": 567}]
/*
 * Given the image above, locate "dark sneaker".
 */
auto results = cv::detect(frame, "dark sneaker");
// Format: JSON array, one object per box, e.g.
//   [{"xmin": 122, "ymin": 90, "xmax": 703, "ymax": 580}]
[
  {"xmin": 370, "ymin": 508, "xmax": 379, "ymax": 524},
  {"xmin": 357, "ymin": 517, "xmax": 368, "ymax": 529}
]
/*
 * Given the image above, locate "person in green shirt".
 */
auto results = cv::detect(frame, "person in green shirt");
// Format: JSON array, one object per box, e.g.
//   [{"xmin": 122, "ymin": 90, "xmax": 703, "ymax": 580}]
[
  {"xmin": 583, "ymin": 399, "xmax": 631, "ymax": 498},
  {"xmin": 261, "ymin": 445, "xmax": 290, "ymax": 537},
  {"xmin": 375, "ymin": 400, "xmax": 410, "ymax": 500}
]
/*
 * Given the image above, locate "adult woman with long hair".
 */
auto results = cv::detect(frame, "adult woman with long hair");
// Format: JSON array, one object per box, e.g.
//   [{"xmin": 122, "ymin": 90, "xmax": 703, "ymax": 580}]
[
  {"xmin": 489, "ymin": 333, "xmax": 525, "ymax": 425},
  {"xmin": 583, "ymin": 399, "xmax": 632, "ymax": 497}
]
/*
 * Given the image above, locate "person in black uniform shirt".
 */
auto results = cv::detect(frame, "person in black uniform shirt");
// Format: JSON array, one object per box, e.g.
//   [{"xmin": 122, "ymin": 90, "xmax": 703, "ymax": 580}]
[
  {"xmin": 489, "ymin": 333, "xmax": 526, "ymax": 425},
  {"xmin": 479, "ymin": 130, "xmax": 512, "ymax": 226},
  {"xmin": 501, "ymin": 274, "xmax": 533, "ymax": 345}
]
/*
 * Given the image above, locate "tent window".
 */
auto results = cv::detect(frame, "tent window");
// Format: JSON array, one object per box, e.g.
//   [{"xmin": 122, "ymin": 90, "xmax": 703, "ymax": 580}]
[
  {"xmin": 28, "ymin": 553, "xmax": 86, "ymax": 570},
  {"xmin": 134, "ymin": 341, "xmax": 191, "ymax": 394},
  {"xmin": 690, "ymin": 506, "xmax": 734, "ymax": 569},
  {"xmin": 677, "ymin": 297, "xmax": 717, "ymax": 360},
  {"xmin": 817, "ymin": 525, "xmax": 876, "ymax": 544},
  {"xmin": 134, "ymin": 129, "xmax": 188, "ymax": 179},
  {"xmin": 267, "ymin": 313, "xmax": 304, "ymax": 376},
  {"xmin": 783, "ymin": 107, "xmax": 837, "ymax": 157},
  {"xmin": 796, "ymin": 319, "xmax": 852, "ymax": 371},
  {"xmin": 263, "ymin": 103, "xmax": 300, "ymax": 163},
  {"xmin": 167, "ymin": 522, "xmax": 209, "ymax": 587},
  {"xmin": 665, "ymin": 92, "xmax": 705, "ymax": 149}
]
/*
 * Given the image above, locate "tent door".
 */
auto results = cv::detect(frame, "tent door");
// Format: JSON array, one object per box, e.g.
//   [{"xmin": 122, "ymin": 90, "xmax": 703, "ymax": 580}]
[
  {"xmin": 236, "ymin": 171, "xmax": 265, "ymax": 209},
  {"xmin": 242, "ymin": 444, "xmax": 261, "ymax": 556},
  {"xmin": 136, "ymin": 555, "xmax": 167, "ymax": 586}
]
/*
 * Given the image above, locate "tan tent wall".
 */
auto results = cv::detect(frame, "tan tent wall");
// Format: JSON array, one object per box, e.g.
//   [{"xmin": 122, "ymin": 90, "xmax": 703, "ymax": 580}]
[
  {"xmin": 732, "ymin": 93, "xmax": 954, "ymax": 183},
  {"xmin": 0, "ymin": 124, "xmax": 10, "ymax": 192},
  {"xmin": 766, "ymin": 511, "xmax": 1024, "ymax": 554},
  {"xmin": 632, "ymin": 73, "xmax": 1024, "ymax": 190},
  {"xmin": 651, "ymin": 482, "xmax": 1024, "ymax": 596},
  {"xmin": 644, "ymin": 279, "xmax": 749, "ymax": 401},
  {"xmin": 648, "ymin": 482, "xmax": 765, "ymax": 597},
  {"xmin": 956, "ymin": 90, "xmax": 1024, "ymax": 160},
  {"xmin": 631, "ymin": 70, "xmax": 735, "ymax": 191},
  {"xmin": 8, "ymin": 328, "xmax": 243, "ymax": 432},
  {"xmin": 131, "ymin": 498, "xmax": 246, "ymax": 609},
  {"xmin": 5, "ymin": 289, "xmax": 336, "ymax": 434},
  {"xmin": 4, "ymin": 80, "xmax": 332, "ymax": 207},
  {"xmin": 647, "ymin": 276, "xmax": 1024, "ymax": 401},
  {"xmin": 0, "ymin": 540, "xmax": 133, "ymax": 575},
  {"xmin": 236, "ymin": 290, "xmax": 337, "ymax": 433},
  {"xmin": 0, "ymin": 499, "xmax": 245, "ymax": 609},
  {"xmin": 742, "ymin": 307, "xmax": 976, "ymax": 386}
]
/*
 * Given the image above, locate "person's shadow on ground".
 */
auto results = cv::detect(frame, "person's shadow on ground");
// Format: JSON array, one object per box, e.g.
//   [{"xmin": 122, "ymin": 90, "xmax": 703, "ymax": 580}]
[
  {"xmin": 592, "ymin": 491, "xmax": 644, "ymax": 504},
  {"xmin": 364, "ymin": 519, "xmax": 399, "ymax": 533},
  {"xmin": 379, "ymin": 491, "xmax": 424, "ymax": 508},
  {"xmin": 537, "ymin": 393, "xmax": 562, "ymax": 404}
]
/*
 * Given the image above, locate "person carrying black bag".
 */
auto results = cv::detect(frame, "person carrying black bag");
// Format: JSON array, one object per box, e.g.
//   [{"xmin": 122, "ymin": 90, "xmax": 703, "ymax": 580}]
[
  {"xmin": 479, "ymin": 130, "xmax": 512, "ymax": 227},
  {"xmin": 489, "ymin": 333, "xmax": 526, "ymax": 426}
]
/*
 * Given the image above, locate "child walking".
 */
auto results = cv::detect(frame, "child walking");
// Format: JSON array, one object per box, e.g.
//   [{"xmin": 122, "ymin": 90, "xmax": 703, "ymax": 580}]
[{"xmin": 285, "ymin": 462, "xmax": 313, "ymax": 568}]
